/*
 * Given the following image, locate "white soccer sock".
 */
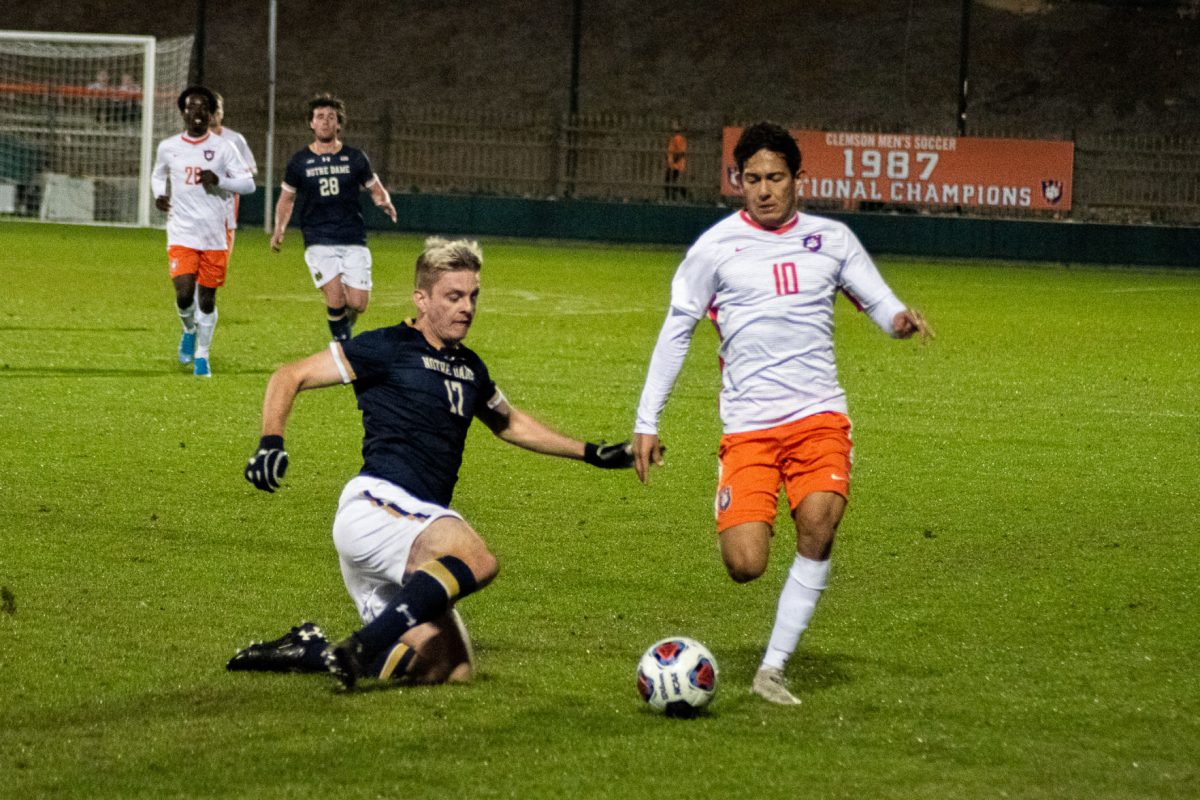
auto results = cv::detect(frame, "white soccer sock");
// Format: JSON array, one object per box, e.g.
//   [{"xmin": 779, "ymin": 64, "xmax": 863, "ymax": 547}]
[
  {"xmin": 177, "ymin": 301, "xmax": 196, "ymax": 333},
  {"xmin": 761, "ymin": 554, "xmax": 831, "ymax": 670},
  {"xmin": 195, "ymin": 306, "xmax": 218, "ymax": 359}
]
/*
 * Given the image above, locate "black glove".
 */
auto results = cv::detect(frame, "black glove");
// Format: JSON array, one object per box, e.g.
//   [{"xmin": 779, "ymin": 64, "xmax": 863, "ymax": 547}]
[
  {"xmin": 584, "ymin": 441, "xmax": 634, "ymax": 469},
  {"xmin": 245, "ymin": 435, "xmax": 289, "ymax": 492}
]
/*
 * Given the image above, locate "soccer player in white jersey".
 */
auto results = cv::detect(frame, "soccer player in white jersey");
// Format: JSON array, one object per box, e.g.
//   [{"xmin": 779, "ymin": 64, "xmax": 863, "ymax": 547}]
[
  {"xmin": 208, "ymin": 91, "xmax": 258, "ymax": 250},
  {"xmin": 152, "ymin": 86, "xmax": 254, "ymax": 377},
  {"xmin": 632, "ymin": 122, "xmax": 933, "ymax": 705}
]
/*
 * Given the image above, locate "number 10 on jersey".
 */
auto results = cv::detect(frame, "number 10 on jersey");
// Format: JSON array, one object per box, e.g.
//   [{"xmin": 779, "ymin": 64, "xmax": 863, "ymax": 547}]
[{"xmin": 774, "ymin": 262, "xmax": 800, "ymax": 296}]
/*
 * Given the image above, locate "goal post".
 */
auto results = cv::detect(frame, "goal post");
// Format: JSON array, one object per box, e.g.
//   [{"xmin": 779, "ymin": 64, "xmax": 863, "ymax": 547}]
[{"xmin": 0, "ymin": 30, "xmax": 192, "ymax": 226}]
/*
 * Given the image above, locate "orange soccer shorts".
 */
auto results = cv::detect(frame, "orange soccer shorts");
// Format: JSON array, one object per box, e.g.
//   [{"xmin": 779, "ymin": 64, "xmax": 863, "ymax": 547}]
[
  {"xmin": 714, "ymin": 411, "xmax": 853, "ymax": 532},
  {"xmin": 168, "ymin": 245, "xmax": 229, "ymax": 288}
]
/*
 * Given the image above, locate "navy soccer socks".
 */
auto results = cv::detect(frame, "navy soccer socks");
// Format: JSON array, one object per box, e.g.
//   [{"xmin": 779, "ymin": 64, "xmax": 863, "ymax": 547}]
[
  {"xmin": 352, "ymin": 556, "xmax": 479, "ymax": 667},
  {"xmin": 326, "ymin": 305, "xmax": 352, "ymax": 341}
]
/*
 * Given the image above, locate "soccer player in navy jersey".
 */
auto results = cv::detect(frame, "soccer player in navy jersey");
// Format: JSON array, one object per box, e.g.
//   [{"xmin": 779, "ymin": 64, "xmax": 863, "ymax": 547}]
[
  {"xmin": 232, "ymin": 238, "xmax": 634, "ymax": 687},
  {"xmin": 270, "ymin": 94, "xmax": 397, "ymax": 342}
]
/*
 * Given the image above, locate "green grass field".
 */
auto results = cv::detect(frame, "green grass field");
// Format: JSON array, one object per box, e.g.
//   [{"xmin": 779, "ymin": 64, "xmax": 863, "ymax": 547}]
[{"xmin": 1, "ymin": 220, "xmax": 1197, "ymax": 799}]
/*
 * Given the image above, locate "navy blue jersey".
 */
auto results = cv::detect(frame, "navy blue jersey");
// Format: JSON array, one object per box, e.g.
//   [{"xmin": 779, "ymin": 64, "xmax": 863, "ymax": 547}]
[
  {"xmin": 282, "ymin": 145, "xmax": 375, "ymax": 247},
  {"xmin": 340, "ymin": 322, "xmax": 497, "ymax": 506}
]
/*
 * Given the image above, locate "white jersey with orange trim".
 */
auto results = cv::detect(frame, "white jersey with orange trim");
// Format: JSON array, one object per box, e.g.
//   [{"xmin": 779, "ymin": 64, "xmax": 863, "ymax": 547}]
[
  {"xmin": 211, "ymin": 126, "xmax": 257, "ymax": 230},
  {"xmin": 151, "ymin": 132, "xmax": 253, "ymax": 251},
  {"xmin": 635, "ymin": 210, "xmax": 907, "ymax": 435}
]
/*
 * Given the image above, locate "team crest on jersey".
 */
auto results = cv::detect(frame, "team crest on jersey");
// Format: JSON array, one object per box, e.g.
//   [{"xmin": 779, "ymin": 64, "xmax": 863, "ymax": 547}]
[
  {"xmin": 203, "ymin": 150, "xmax": 214, "ymax": 161},
  {"xmin": 1041, "ymin": 179, "xmax": 1063, "ymax": 204},
  {"xmin": 717, "ymin": 486, "xmax": 732, "ymax": 511},
  {"xmin": 803, "ymin": 234, "xmax": 822, "ymax": 252}
]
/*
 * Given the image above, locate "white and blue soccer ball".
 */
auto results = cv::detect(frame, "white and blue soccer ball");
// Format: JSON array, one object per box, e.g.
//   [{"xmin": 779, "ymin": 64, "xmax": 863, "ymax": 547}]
[{"xmin": 636, "ymin": 636, "xmax": 719, "ymax": 717}]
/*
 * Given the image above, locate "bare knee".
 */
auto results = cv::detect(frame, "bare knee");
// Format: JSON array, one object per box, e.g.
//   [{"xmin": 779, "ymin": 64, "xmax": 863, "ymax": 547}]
[
  {"xmin": 410, "ymin": 517, "xmax": 498, "ymax": 588},
  {"xmin": 724, "ymin": 556, "xmax": 766, "ymax": 584},
  {"xmin": 196, "ymin": 286, "xmax": 217, "ymax": 314},
  {"xmin": 469, "ymin": 549, "xmax": 499, "ymax": 588},
  {"xmin": 173, "ymin": 276, "xmax": 196, "ymax": 308},
  {"xmin": 345, "ymin": 289, "xmax": 369, "ymax": 314},
  {"xmin": 719, "ymin": 522, "xmax": 772, "ymax": 583},
  {"xmin": 793, "ymin": 492, "xmax": 846, "ymax": 560}
]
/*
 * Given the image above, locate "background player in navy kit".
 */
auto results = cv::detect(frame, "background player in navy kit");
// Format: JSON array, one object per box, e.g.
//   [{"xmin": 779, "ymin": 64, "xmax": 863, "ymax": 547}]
[
  {"xmin": 232, "ymin": 238, "xmax": 633, "ymax": 686},
  {"xmin": 270, "ymin": 94, "xmax": 397, "ymax": 341}
]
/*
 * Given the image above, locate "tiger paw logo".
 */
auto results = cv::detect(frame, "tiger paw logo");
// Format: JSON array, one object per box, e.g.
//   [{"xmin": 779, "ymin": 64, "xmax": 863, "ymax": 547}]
[
  {"xmin": 1041, "ymin": 179, "xmax": 1063, "ymax": 204},
  {"xmin": 717, "ymin": 486, "xmax": 732, "ymax": 512}
]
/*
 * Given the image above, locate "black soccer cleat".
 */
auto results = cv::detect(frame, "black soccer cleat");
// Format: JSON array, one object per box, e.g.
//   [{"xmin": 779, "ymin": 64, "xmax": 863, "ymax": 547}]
[
  {"xmin": 227, "ymin": 621, "xmax": 328, "ymax": 673},
  {"xmin": 323, "ymin": 634, "xmax": 368, "ymax": 690}
]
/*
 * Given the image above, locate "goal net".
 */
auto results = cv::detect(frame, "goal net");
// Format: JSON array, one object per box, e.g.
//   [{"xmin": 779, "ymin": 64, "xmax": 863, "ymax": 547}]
[{"xmin": 0, "ymin": 31, "xmax": 193, "ymax": 226}]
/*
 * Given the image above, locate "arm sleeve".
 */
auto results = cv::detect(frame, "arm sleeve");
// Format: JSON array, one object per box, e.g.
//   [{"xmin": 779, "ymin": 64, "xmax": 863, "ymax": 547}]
[
  {"xmin": 217, "ymin": 173, "xmax": 255, "ymax": 194},
  {"xmin": 838, "ymin": 228, "xmax": 907, "ymax": 336},
  {"xmin": 235, "ymin": 133, "xmax": 258, "ymax": 174},
  {"xmin": 217, "ymin": 145, "xmax": 255, "ymax": 194},
  {"xmin": 151, "ymin": 141, "xmax": 169, "ymax": 197},
  {"xmin": 356, "ymin": 150, "xmax": 376, "ymax": 188},
  {"xmin": 633, "ymin": 243, "xmax": 717, "ymax": 433},
  {"xmin": 340, "ymin": 328, "xmax": 391, "ymax": 384},
  {"xmin": 470, "ymin": 359, "xmax": 499, "ymax": 417},
  {"xmin": 283, "ymin": 155, "xmax": 303, "ymax": 195},
  {"xmin": 634, "ymin": 307, "xmax": 700, "ymax": 434}
]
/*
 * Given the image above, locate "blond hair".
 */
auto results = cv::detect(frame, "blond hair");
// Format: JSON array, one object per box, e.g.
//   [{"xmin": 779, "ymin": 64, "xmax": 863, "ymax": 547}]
[{"xmin": 415, "ymin": 237, "xmax": 483, "ymax": 291}]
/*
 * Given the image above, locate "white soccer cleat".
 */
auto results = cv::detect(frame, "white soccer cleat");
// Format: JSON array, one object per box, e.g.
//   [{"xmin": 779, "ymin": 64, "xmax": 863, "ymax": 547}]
[{"xmin": 751, "ymin": 666, "xmax": 802, "ymax": 705}]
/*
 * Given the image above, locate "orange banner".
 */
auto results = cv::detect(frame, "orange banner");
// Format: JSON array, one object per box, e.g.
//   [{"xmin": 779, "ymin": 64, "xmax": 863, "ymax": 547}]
[{"xmin": 721, "ymin": 128, "xmax": 1074, "ymax": 211}]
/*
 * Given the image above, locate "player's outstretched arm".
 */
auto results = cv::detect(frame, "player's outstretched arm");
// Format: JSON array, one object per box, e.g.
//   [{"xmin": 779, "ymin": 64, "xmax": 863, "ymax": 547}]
[
  {"xmin": 477, "ymin": 396, "xmax": 632, "ymax": 468},
  {"xmin": 245, "ymin": 346, "xmax": 353, "ymax": 492}
]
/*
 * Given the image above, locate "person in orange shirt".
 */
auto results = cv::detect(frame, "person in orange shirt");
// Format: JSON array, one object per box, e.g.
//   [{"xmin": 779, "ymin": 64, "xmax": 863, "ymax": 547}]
[{"xmin": 665, "ymin": 120, "xmax": 688, "ymax": 200}]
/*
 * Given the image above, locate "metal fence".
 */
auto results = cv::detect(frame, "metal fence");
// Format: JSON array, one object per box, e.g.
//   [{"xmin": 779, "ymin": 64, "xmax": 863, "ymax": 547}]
[
  {"xmin": 10, "ymin": 101, "xmax": 1194, "ymax": 226},
  {"xmin": 240, "ymin": 109, "xmax": 1200, "ymax": 225}
]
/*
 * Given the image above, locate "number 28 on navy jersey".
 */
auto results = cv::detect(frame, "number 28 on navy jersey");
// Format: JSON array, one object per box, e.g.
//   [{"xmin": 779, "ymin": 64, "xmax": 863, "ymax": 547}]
[{"xmin": 282, "ymin": 145, "xmax": 376, "ymax": 247}]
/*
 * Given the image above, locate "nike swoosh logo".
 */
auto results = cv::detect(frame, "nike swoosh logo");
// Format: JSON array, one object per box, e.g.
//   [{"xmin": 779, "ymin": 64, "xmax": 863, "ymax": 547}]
[{"xmin": 830, "ymin": 474, "xmax": 847, "ymax": 482}]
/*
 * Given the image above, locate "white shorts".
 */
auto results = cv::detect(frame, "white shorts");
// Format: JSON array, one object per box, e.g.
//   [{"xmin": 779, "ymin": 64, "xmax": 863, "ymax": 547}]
[
  {"xmin": 304, "ymin": 244, "xmax": 373, "ymax": 291},
  {"xmin": 332, "ymin": 474, "xmax": 462, "ymax": 623}
]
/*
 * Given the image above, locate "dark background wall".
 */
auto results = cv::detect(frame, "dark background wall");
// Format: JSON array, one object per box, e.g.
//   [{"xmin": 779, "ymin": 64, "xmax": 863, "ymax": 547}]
[{"xmin": 6, "ymin": 1, "xmax": 1200, "ymax": 137}]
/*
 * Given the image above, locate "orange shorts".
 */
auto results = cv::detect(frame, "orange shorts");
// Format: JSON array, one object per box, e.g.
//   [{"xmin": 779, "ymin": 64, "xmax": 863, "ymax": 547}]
[
  {"xmin": 715, "ymin": 412, "xmax": 853, "ymax": 532},
  {"xmin": 168, "ymin": 245, "xmax": 229, "ymax": 288}
]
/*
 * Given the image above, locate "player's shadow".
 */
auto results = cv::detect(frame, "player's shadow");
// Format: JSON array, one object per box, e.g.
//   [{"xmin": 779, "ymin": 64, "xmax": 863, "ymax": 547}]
[{"xmin": 721, "ymin": 645, "xmax": 857, "ymax": 693}]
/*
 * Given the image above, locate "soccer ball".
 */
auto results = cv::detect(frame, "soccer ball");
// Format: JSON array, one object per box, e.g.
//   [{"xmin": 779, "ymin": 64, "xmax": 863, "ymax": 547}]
[{"xmin": 636, "ymin": 636, "xmax": 718, "ymax": 717}]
